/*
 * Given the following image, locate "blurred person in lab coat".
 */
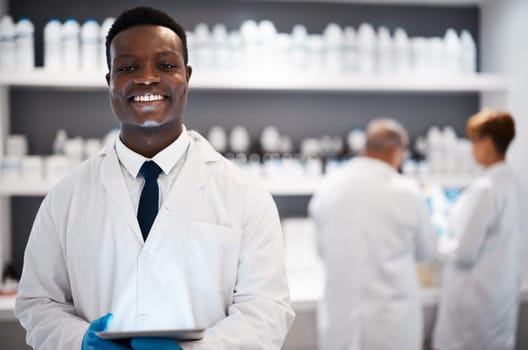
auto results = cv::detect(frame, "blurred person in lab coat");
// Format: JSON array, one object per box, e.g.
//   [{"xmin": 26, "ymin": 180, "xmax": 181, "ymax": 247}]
[
  {"xmin": 15, "ymin": 6, "xmax": 294, "ymax": 350},
  {"xmin": 432, "ymin": 109, "xmax": 525, "ymax": 350},
  {"xmin": 309, "ymin": 118, "xmax": 436, "ymax": 350}
]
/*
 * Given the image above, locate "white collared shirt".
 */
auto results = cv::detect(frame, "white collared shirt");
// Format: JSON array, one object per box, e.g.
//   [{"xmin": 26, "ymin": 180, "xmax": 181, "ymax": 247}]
[{"xmin": 115, "ymin": 125, "xmax": 190, "ymax": 213}]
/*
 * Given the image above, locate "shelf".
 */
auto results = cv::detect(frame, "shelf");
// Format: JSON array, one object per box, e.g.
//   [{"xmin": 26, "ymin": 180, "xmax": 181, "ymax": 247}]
[
  {"xmin": 0, "ymin": 174, "xmax": 474, "ymax": 196},
  {"xmin": 0, "ymin": 180, "xmax": 56, "ymax": 196},
  {"xmin": 0, "ymin": 68, "xmax": 507, "ymax": 93},
  {"xmin": 249, "ymin": 0, "xmax": 487, "ymax": 6}
]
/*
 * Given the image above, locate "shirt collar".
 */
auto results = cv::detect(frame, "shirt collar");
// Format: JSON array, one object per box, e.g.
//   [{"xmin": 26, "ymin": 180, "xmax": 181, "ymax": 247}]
[
  {"xmin": 354, "ymin": 156, "xmax": 396, "ymax": 174},
  {"xmin": 115, "ymin": 125, "xmax": 190, "ymax": 178}
]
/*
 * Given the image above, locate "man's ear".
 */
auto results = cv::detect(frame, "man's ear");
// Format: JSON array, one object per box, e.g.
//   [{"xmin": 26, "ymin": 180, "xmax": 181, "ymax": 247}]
[
  {"xmin": 186, "ymin": 65, "xmax": 192, "ymax": 82},
  {"xmin": 105, "ymin": 72, "xmax": 110, "ymax": 86}
]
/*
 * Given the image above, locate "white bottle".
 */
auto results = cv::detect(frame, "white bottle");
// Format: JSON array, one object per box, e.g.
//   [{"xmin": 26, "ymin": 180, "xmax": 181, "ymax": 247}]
[
  {"xmin": 62, "ymin": 18, "xmax": 80, "ymax": 71},
  {"xmin": 460, "ymin": 30, "xmax": 477, "ymax": 75},
  {"xmin": 306, "ymin": 34, "xmax": 323, "ymax": 72},
  {"xmin": 323, "ymin": 23, "xmax": 344, "ymax": 73},
  {"xmin": 44, "ymin": 18, "xmax": 62, "ymax": 70},
  {"xmin": 0, "ymin": 15, "xmax": 16, "ymax": 71},
  {"xmin": 193, "ymin": 22, "xmax": 212, "ymax": 71},
  {"xmin": 342, "ymin": 26, "xmax": 357, "ymax": 73},
  {"xmin": 229, "ymin": 126, "xmax": 251, "ymax": 154},
  {"xmin": 53, "ymin": 129, "xmax": 68, "ymax": 155},
  {"xmin": 290, "ymin": 24, "xmax": 308, "ymax": 72},
  {"xmin": 80, "ymin": 19, "xmax": 100, "ymax": 71},
  {"xmin": 240, "ymin": 20, "xmax": 259, "ymax": 71},
  {"xmin": 258, "ymin": 20, "xmax": 277, "ymax": 73},
  {"xmin": 444, "ymin": 28, "xmax": 461, "ymax": 75},
  {"xmin": 377, "ymin": 26, "xmax": 393, "ymax": 75},
  {"xmin": 99, "ymin": 17, "xmax": 115, "ymax": 71},
  {"xmin": 411, "ymin": 37, "xmax": 427, "ymax": 76},
  {"xmin": 15, "ymin": 17, "xmax": 34, "ymax": 70},
  {"xmin": 212, "ymin": 23, "xmax": 229, "ymax": 69},
  {"xmin": 357, "ymin": 23, "xmax": 376, "ymax": 75},
  {"xmin": 393, "ymin": 28, "xmax": 411, "ymax": 75},
  {"xmin": 429, "ymin": 37, "xmax": 445, "ymax": 76},
  {"xmin": 228, "ymin": 30, "xmax": 244, "ymax": 69},
  {"xmin": 207, "ymin": 126, "xmax": 228, "ymax": 153}
]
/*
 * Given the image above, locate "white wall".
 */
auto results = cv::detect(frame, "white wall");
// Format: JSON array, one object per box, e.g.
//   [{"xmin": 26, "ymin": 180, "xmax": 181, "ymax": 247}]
[{"xmin": 480, "ymin": 0, "xmax": 528, "ymax": 277}]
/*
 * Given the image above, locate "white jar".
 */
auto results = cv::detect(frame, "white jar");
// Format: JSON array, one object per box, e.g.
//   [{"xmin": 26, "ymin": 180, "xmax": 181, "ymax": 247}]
[
  {"xmin": 0, "ymin": 15, "xmax": 16, "ymax": 71},
  {"xmin": 15, "ymin": 17, "xmax": 34, "ymax": 70},
  {"xmin": 62, "ymin": 18, "xmax": 80, "ymax": 71},
  {"xmin": 44, "ymin": 18, "xmax": 62, "ymax": 70},
  {"xmin": 80, "ymin": 19, "xmax": 100, "ymax": 71}
]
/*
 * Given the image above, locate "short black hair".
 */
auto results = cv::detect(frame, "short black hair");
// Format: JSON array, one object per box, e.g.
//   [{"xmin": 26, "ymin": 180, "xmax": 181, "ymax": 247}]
[{"xmin": 105, "ymin": 6, "xmax": 188, "ymax": 70}]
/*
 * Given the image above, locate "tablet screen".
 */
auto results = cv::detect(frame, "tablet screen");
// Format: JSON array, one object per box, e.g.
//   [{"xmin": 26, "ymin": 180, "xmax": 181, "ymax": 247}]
[{"xmin": 96, "ymin": 328, "xmax": 205, "ymax": 341}]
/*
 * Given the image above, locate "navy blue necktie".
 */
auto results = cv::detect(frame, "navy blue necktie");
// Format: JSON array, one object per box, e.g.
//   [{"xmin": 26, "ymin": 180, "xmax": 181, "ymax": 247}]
[{"xmin": 138, "ymin": 161, "xmax": 162, "ymax": 240}]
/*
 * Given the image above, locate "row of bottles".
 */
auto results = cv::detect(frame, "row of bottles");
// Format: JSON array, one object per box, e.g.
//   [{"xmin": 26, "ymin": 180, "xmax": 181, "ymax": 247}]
[
  {"xmin": 0, "ymin": 16, "xmax": 34, "ymax": 70},
  {"xmin": 203, "ymin": 123, "xmax": 479, "ymax": 182},
  {"xmin": 1, "ymin": 15, "xmax": 476, "ymax": 76},
  {"xmin": 0, "ymin": 15, "xmax": 115, "ymax": 71},
  {"xmin": 189, "ymin": 20, "xmax": 478, "ymax": 76},
  {"xmin": 0, "ymin": 130, "xmax": 114, "ymax": 184},
  {"xmin": 43, "ymin": 17, "xmax": 114, "ymax": 71},
  {"xmin": 0, "ymin": 124, "xmax": 478, "ymax": 189}
]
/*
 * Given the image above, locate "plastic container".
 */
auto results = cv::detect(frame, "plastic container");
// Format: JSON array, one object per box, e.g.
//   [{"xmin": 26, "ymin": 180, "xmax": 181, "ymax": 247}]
[
  {"xmin": 193, "ymin": 22, "xmax": 212, "ymax": 70},
  {"xmin": 62, "ymin": 18, "xmax": 80, "ymax": 71},
  {"xmin": 80, "ymin": 19, "xmax": 100, "ymax": 71},
  {"xmin": 357, "ymin": 23, "xmax": 376, "ymax": 75},
  {"xmin": 290, "ymin": 24, "xmax": 308, "ymax": 71},
  {"xmin": 460, "ymin": 30, "xmax": 477, "ymax": 74},
  {"xmin": 0, "ymin": 15, "xmax": 16, "ymax": 70},
  {"xmin": 393, "ymin": 28, "xmax": 411, "ymax": 75},
  {"xmin": 44, "ymin": 18, "xmax": 62, "ymax": 70},
  {"xmin": 15, "ymin": 17, "xmax": 34, "ymax": 70},
  {"xmin": 343, "ymin": 26, "xmax": 357, "ymax": 72},
  {"xmin": 444, "ymin": 28, "xmax": 461, "ymax": 75},
  {"xmin": 377, "ymin": 26, "xmax": 393, "ymax": 75},
  {"xmin": 322, "ymin": 23, "xmax": 344, "ymax": 73}
]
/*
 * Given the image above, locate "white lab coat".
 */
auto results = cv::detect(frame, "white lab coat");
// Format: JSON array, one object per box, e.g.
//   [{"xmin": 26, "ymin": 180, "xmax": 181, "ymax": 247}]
[
  {"xmin": 432, "ymin": 162, "xmax": 525, "ymax": 350},
  {"xmin": 309, "ymin": 157, "xmax": 436, "ymax": 350},
  {"xmin": 15, "ymin": 131, "xmax": 295, "ymax": 350}
]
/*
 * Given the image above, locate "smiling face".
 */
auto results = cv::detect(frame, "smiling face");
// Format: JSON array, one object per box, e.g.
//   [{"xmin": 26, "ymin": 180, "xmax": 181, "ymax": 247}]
[{"xmin": 106, "ymin": 25, "xmax": 191, "ymax": 149}]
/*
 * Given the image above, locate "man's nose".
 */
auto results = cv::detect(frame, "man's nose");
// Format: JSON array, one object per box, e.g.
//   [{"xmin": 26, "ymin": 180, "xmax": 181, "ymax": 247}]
[{"xmin": 132, "ymin": 67, "xmax": 161, "ymax": 85}]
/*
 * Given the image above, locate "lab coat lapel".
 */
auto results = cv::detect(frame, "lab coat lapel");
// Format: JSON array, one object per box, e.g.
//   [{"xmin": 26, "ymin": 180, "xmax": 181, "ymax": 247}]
[
  {"xmin": 162, "ymin": 139, "xmax": 210, "ymax": 215},
  {"xmin": 99, "ymin": 141, "xmax": 143, "ymax": 243}
]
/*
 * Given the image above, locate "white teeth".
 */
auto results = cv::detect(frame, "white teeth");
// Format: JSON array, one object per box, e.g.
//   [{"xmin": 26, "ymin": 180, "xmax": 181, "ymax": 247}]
[{"xmin": 133, "ymin": 94, "xmax": 164, "ymax": 102}]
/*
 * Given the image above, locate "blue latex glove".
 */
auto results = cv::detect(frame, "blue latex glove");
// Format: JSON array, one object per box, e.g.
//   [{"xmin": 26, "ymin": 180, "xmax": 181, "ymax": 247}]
[
  {"xmin": 82, "ymin": 313, "xmax": 130, "ymax": 350},
  {"xmin": 130, "ymin": 338, "xmax": 183, "ymax": 350}
]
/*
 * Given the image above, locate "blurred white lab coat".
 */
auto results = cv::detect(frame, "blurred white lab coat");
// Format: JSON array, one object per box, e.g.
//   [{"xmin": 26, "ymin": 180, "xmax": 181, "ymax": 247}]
[
  {"xmin": 433, "ymin": 162, "xmax": 525, "ymax": 350},
  {"xmin": 15, "ymin": 131, "xmax": 294, "ymax": 350},
  {"xmin": 309, "ymin": 157, "xmax": 436, "ymax": 350}
]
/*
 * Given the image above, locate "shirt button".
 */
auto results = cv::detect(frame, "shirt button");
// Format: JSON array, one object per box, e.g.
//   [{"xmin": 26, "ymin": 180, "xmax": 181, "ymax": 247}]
[{"xmin": 139, "ymin": 314, "xmax": 148, "ymax": 324}]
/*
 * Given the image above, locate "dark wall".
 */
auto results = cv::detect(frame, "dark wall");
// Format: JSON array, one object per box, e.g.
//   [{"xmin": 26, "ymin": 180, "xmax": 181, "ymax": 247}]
[{"xmin": 7, "ymin": 0, "xmax": 480, "ymax": 277}]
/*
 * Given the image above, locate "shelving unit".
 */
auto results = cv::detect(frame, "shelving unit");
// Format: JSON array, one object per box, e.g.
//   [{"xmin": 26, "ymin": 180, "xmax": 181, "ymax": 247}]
[
  {"xmin": 0, "ymin": 68, "xmax": 508, "ymax": 93},
  {"xmin": 0, "ymin": 174, "xmax": 474, "ymax": 197}
]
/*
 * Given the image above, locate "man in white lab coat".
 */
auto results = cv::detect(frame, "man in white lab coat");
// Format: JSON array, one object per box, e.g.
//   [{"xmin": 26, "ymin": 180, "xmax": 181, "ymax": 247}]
[
  {"xmin": 432, "ymin": 109, "xmax": 525, "ymax": 350},
  {"xmin": 309, "ymin": 118, "xmax": 436, "ymax": 350},
  {"xmin": 15, "ymin": 6, "xmax": 294, "ymax": 350}
]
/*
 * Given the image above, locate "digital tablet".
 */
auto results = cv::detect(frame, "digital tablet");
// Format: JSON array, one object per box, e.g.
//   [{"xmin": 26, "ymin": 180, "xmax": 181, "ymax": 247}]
[{"xmin": 96, "ymin": 328, "xmax": 205, "ymax": 341}]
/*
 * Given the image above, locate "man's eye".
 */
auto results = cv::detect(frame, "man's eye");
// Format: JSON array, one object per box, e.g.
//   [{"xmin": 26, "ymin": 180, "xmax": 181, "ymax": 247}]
[
  {"xmin": 160, "ymin": 63, "xmax": 177, "ymax": 70},
  {"xmin": 118, "ymin": 65, "xmax": 135, "ymax": 72}
]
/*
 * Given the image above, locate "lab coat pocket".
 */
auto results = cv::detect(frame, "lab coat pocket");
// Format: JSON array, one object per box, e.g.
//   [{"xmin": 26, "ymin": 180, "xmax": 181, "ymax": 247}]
[{"xmin": 186, "ymin": 222, "xmax": 242, "ymax": 294}]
